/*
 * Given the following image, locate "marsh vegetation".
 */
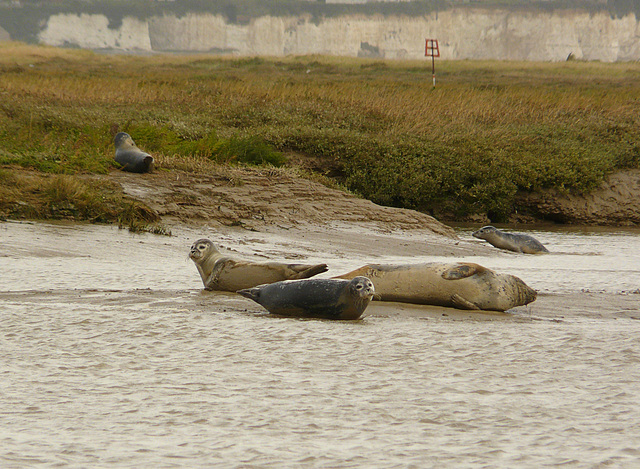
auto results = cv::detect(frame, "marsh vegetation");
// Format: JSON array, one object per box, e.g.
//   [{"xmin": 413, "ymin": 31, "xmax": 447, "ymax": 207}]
[{"xmin": 1, "ymin": 42, "xmax": 639, "ymax": 226}]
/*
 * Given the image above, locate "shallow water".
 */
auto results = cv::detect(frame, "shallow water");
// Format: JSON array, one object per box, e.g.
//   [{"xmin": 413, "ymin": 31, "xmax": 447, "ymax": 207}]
[
  {"xmin": 2, "ymin": 221, "xmax": 640, "ymax": 468},
  {"xmin": 453, "ymin": 225, "xmax": 640, "ymax": 294}
]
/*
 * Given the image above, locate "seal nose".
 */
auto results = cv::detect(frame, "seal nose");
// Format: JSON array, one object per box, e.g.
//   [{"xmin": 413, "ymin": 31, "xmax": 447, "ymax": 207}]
[{"xmin": 360, "ymin": 280, "xmax": 375, "ymax": 298}]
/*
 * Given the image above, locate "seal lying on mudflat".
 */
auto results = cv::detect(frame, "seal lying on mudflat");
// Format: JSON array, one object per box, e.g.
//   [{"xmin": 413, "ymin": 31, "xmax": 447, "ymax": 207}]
[
  {"xmin": 472, "ymin": 226, "xmax": 549, "ymax": 254},
  {"xmin": 113, "ymin": 132, "xmax": 154, "ymax": 173},
  {"xmin": 237, "ymin": 277, "xmax": 375, "ymax": 320},
  {"xmin": 333, "ymin": 262, "xmax": 537, "ymax": 312},
  {"xmin": 189, "ymin": 238, "xmax": 329, "ymax": 292}
]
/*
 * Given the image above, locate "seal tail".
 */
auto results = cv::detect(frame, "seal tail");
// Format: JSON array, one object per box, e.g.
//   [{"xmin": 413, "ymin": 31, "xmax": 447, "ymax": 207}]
[
  {"xmin": 522, "ymin": 285, "xmax": 538, "ymax": 305},
  {"xmin": 291, "ymin": 263, "xmax": 329, "ymax": 279},
  {"xmin": 140, "ymin": 155, "xmax": 154, "ymax": 173},
  {"xmin": 237, "ymin": 287, "xmax": 260, "ymax": 301}
]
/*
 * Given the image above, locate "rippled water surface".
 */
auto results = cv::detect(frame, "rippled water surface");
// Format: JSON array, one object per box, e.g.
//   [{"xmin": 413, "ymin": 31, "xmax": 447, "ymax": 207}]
[{"xmin": 2, "ymin": 221, "xmax": 640, "ymax": 468}]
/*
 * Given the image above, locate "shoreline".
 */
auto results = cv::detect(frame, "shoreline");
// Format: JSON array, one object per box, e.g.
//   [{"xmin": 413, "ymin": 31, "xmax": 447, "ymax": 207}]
[{"xmin": 4, "ymin": 215, "xmax": 639, "ymax": 320}]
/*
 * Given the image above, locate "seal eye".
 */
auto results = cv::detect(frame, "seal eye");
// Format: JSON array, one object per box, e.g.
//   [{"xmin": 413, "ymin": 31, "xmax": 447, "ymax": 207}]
[{"xmin": 356, "ymin": 284, "xmax": 363, "ymax": 290}]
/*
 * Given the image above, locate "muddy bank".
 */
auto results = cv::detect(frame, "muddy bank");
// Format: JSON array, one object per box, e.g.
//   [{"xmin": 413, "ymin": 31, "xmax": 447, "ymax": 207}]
[
  {"xmin": 513, "ymin": 169, "xmax": 640, "ymax": 226},
  {"xmin": 104, "ymin": 165, "xmax": 640, "ymax": 231},
  {"xmin": 5, "ymin": 162, "xmax": 639, "ymax": 234},
  {"xmin": 104, "ymin": 166, "xmax": 457, "ymax": 239},
  {"xmin": 103, "ymin": 166, "xmax": 485, "ymax": 261}
]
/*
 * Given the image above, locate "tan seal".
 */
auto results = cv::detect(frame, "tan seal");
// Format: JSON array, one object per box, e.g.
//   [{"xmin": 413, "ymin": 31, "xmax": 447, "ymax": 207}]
[
  {"xmin": 114, "ymin": 132, "xmax": 154, "ymax": 173},
  {"xmin": 472, "ymin": 226, "xmax": 549, "ymax": 254},
  {"xmin": 334, "ymin": 262, "xmax": 537, "ymax": 311},
  {"xmin": 237, "ymin": 277, "xmax": 375, "ymax": 320},
  {"xmin": 189, "ymin": 238, "xmax": 328, "ymax": 292}
]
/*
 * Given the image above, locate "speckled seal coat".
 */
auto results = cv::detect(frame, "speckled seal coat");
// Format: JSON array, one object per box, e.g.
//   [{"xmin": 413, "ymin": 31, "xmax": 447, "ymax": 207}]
[
  {"xmin": 472, "ymin": 226, "xmax": 549, "ymax": 254},
  {"xmin": 237, "ymin": 276, "xmax": 375, "ymax": 320},
  {"xmin": 334, "ymin": 262, "xmax": 536, "ymax": 312},
  {"xmin": 189, "ymin": 238, "xmax": 328, "ymax": 292},
  {"xmin": 113, "ymin": 132, "xmax": 154, "ymax": 173}
]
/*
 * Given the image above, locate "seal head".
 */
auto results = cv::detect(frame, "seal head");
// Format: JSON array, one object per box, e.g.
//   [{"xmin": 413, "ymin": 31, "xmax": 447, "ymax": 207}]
[
  {"xmin": 114, "ymin": 132, "xmax": 154, "ymax": 173},
  {"xmin": 237, "ymin": 276, "xmax": 375, "ymax": 320}
]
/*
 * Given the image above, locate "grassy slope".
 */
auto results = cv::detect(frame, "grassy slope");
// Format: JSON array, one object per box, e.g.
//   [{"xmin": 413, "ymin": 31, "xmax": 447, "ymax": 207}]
[{"xmin": 1, "ymin": 42, "xmax": 639, "ymax": 224}]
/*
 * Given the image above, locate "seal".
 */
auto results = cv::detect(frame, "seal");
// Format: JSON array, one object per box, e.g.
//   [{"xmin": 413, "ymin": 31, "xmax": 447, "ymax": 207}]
[
  {"xmin": 189, "ymin": 238, "xmax": 329, "ymax": 292},
  {"xmin": 237, "ymin": 276, "xmax": 375, "ymax": 320},
  {"xmin": 333, "ymin": 262, "xmax": 536, "ymax": 311},
  {"xmin": 113, "ymin": 132, "xmax": 154, "ymax": 173},
  {"xmin": 472, "ymin": 226, "xmax": 549, "ymax": 254}
]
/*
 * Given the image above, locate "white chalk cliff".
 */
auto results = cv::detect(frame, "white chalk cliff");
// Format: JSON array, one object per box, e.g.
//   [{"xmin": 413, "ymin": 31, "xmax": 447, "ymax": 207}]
[{"xmin": 38, "ymin": 8, "xmax": 640, "ymax": 61}]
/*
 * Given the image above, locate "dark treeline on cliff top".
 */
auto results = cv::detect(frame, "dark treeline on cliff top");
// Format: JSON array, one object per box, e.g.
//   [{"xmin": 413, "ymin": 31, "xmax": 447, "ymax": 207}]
[
  {"xmin": 4, "ymin": 0, "xmax": 640, "ymax": 22},
  {"xmin": 5, "ymin": 0, "xmax": 640, "ymax": 10},
  {"xmin": 5, "ymin": 0, "xmax": 640, "ymax": 14}
]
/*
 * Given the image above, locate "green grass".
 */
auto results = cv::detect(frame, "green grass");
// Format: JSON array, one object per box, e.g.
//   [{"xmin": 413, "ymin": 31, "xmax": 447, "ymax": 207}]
[
  {"xmin": 0, "ymin": 169, "xmax": 162, "ymax": 232},
  {"xmin": 2, "ymin": 42, "xmax": 640, "ymax": 223}
]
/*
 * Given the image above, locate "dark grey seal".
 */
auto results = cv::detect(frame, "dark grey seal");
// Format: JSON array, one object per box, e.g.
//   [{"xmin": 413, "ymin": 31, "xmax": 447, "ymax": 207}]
[
  {"xmin": 472, "ymin": 226, "xmax": 549, "ymax": 254},
  {"xmin": 114, "ymin": 132, "xmax": 154, "ymax": 173},
  {"xmin": 237, "ymin": 276, "xmax": 375, "ymax": 320}
]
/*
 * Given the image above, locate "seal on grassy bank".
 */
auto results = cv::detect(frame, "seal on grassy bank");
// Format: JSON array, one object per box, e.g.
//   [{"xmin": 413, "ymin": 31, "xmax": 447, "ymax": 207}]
[
  {"xmin": 237, "ymin": 276, "xmax": 375, "ymax": 320},
  {"xmin": 333, "ymin": 262, "xmax": 537, "ymax": 312},
  {"xmin": 189, "ymin": 238, "xmax": 329, "ymax": 292},
  {"xmin": 472, "ymin": 226, "xmax": 549, "ymax": 254},
  {"xmin": 113, "ymin": 132, "xmax": 154, "ymax": 173}
]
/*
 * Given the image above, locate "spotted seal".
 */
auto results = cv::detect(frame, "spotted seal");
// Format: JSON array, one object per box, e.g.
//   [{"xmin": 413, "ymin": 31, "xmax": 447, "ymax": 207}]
[
  {"xmin": 189, "ymin": 238, "xmax": 328, "ymax": 292},
  {"xmin": 333, "ymin": 262, "xmax": 536, "ymax": 311},
  {"xmin": 237, "ymin": 276, "xmax": 375, "ymax": 320},
  {"xmin": 113, "ymin": 132, "xmax": 154, "ymax": 173},
  {"xmin": 472, "ymin": 226, "xmax": 549, "ymax": 254}
]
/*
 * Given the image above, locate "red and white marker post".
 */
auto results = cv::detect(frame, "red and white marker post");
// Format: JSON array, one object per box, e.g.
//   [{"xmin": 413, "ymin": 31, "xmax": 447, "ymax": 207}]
[{"xmin": 425, "ymin": 38, "xmax": 440, "ymax": 88}]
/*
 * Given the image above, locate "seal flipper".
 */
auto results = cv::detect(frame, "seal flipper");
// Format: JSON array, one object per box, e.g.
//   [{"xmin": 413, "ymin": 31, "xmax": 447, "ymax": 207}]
[
  {"xmin": 205, "ymin": 258, "xmax": 236, "ymax": 290},
  {"xmin": 290, "ymin": 263, "xmax": 329, "ymax": 279},
  {"xmin": 442, "ymin": 264, "xmax": 480, "ymax": 280},
  {"xmin": 450, "ymin": 294, "xmax": 480, "ymax": 310}
]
